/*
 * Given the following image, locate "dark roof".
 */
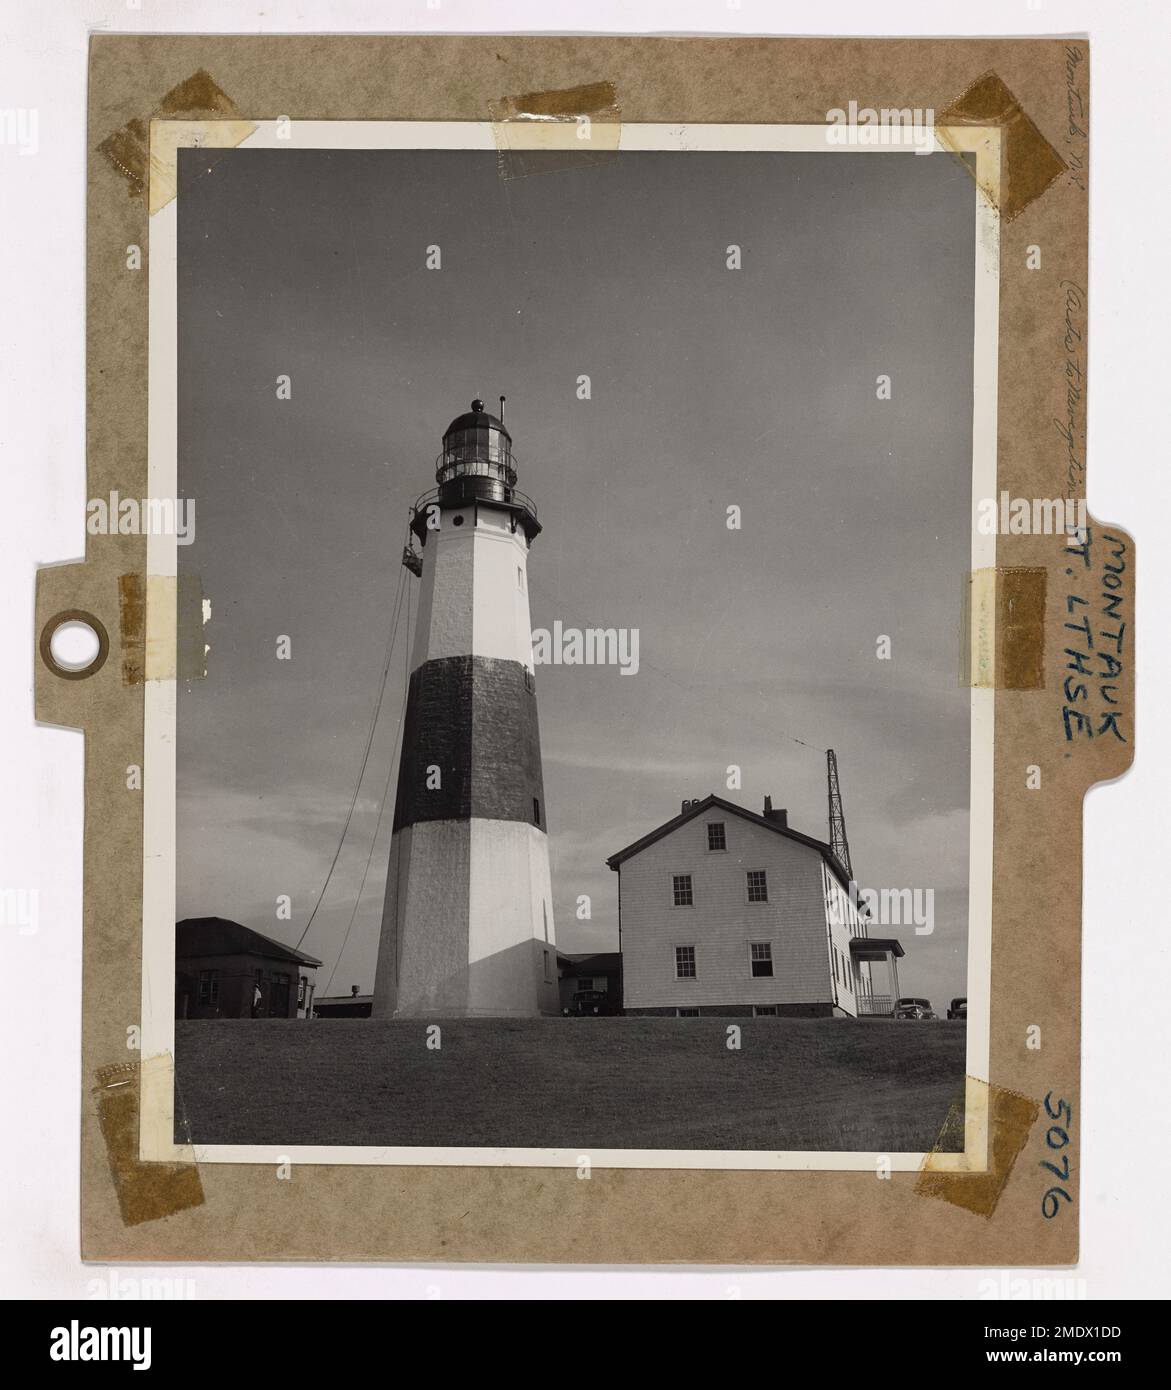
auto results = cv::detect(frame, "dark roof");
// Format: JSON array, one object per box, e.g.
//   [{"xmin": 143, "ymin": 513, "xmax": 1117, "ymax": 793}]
[
  {"xmin": 444, "ymin": 399, "xmax": 511, "ymax": 440},
  {"xmin": 849, "ymin": 937, "xmax": 905, "ymax": 959},
  {"xmin": 605, "ymin": 794, "xmax": 852, "ymax": 891},
  {"xmin": 557, "ymin": 952, "xmax": 622, "ymax": 973},
  {"xmin": 314, "ymin": 994, "xmax": 373, "ymax": 1006},
  {"xmin": 176, "ymin": 917, "xmax": 323, "ymax": 968}
]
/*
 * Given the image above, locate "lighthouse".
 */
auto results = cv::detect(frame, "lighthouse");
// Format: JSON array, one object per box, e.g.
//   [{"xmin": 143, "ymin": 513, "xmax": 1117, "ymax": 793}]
[{"xmin": 372, "ymin": 401, "xmax": 559, "ymax": 1017}]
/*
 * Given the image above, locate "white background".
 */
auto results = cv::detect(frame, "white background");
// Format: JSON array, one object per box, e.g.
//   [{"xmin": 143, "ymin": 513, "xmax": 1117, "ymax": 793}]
[{"xmin": 0, "ymin": 0, "xmax": 1164, "ymax": 1301}]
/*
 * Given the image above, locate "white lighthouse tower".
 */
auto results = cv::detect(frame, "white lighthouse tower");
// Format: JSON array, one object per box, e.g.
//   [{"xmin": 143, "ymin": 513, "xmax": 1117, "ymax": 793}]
[{"xmin": 372, "ymin": 400, "xmax": 559, "ymax": 1017}]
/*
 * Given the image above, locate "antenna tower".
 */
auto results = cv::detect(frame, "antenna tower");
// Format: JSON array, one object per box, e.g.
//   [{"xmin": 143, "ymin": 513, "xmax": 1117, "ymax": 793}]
[{"xmin": 826, "ymin": 747, "xmax": 853, "ymax": 881}]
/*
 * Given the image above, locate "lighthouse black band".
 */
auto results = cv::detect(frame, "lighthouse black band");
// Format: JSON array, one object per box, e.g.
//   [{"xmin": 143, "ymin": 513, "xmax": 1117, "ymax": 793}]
[{"xmin": 393, "ymin": 654, "xmax": 547, "ymax": 831}]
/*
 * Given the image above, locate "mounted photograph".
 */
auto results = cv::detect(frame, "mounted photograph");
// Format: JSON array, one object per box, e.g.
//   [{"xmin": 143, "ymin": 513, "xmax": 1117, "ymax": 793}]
[{"xmin": 140, "ymin": 120, "xmax": 997, "ymax": 1169}]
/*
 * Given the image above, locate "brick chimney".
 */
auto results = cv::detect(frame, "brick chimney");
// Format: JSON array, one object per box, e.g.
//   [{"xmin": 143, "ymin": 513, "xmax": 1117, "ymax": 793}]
[{"xmin": 763, "ymin": 795, "xmax": 788, "ymax": 828}]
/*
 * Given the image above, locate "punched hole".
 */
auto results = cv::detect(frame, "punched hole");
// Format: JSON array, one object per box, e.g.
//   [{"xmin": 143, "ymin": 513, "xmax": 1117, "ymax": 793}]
[
  {"xmin": 51, "ymin": 621, "xmax": 100, "ymax": 669},
  {"xmin": 40, "ymin": 610, "xmax": 110, "ymax": 680}
]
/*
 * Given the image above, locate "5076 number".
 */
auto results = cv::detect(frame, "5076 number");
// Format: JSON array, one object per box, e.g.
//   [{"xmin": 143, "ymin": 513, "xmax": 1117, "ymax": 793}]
[{"xmin": 1040, "ymin": 1091, "xmax": 1073, "ymax": 1219}]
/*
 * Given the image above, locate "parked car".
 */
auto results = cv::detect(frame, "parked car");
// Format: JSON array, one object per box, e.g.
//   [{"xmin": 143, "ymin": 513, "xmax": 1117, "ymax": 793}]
[
  {"xmin": 895, "ymin": 996, "xmax": 936, "ymax": 1020},
  {"xmin": 947, "ymin": 996, "xmax": 967, "ymax": 1021},
  {"xmin": 562, "ymin": 989, "xmax": 617, "ymax": 1017}
]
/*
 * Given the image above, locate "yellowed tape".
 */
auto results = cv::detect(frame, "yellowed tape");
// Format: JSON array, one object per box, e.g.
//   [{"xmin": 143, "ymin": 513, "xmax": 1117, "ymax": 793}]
[
  {"xmin": 120, "ymin": 573, "xmax": 209, "ymax": 682},
  {"xmin": 963, "ymin": 566, "xmax": 1046, "ymax": 690},
  {"xmin": 938, "ymin": 70, "xmax": 1066, "ymax": 222},
  {"xmin": 94, "ymin": 1060, "xmax": 204, "ymax": 1227},
  {"xmin": 489, "ymin": 81, "xmax": 621, "ymax": 179},
  {"xmin": 917, "ymin": 1077, "xmax": 1040, "ymax": 1218},
  {"xmin": 97, "ymin": 69, "xmax": 254, "ymax": 211}
]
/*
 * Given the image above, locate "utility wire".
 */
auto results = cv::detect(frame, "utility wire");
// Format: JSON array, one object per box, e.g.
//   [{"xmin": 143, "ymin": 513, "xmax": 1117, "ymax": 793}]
[
  {"xmin": 321, "ymin": 575, "xmax": 417, "ymax": 1000},
  {"xmin": 295, "ymin": 526, "xmax": 410, "ymax": 952}
]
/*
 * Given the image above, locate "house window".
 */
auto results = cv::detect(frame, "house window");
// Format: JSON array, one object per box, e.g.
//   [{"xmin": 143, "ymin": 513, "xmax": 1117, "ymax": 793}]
[
  {"xmin": 297, "ymin": 977, "xmax": 307, "ymax": 1006},
  {"xmin": 754, "ymin": 1005, "xmax": 777, "ymax": 1017},
  {"xmin": 677, "ymin": 1007, "xmax": 700, "ymax": 1018},
  {"xmin": 533, "ymin": 797, "xmax": 541, "ymax": 827},
  {"xmin": 672, "ymin": 874, "xmax": 693, "ymax": 906},
  {"xmin": 198, "ymin": 969, "xmax": 220, "ymax": 1005},
  {"xmin": 706, "ymin": 822, "xmax": 726, "ymax": 851},
  {"xmin": 750, "ymin": 942, "xmax": 774, "ymax": 978},
  {"xmin": 576, "ymin": 977, "xmax": 593, "ymax": 991},
  {"xmin": 675, "ymin": 945, "xmax": 697, "ymax": 979},
  {"xmin": 747, "ymin": 870, "xmax": 768, "ymax": 903}
]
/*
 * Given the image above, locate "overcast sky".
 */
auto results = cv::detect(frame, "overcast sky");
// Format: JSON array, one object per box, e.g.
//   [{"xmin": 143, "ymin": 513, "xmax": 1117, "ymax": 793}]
[{"xmin": 176, "ymin": 144, "xmax": 976, "ymax": 1008}]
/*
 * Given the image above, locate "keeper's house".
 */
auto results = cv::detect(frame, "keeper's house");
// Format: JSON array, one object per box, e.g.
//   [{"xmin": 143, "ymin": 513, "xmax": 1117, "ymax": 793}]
[{"xmin": 606, "ymin": 794, "xmax": 903, "ymax": 1019}]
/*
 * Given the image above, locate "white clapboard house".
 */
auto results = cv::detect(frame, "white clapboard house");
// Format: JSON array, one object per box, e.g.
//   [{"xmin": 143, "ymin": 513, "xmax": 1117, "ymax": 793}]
[{"xmin": 606, "ymin": 794, "xmax": 903, "ymax": 1018}]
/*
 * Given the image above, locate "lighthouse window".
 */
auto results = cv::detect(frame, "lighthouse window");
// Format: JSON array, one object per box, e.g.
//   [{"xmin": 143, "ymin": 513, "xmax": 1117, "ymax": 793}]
[{"xmin": 532, "ymin": 797, "xmax": 541, "ymax": 826}]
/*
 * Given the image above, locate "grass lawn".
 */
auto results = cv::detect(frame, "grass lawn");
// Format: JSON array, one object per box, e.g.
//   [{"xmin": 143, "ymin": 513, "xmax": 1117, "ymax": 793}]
[{"xmin": 175, "ymin": 1017, "xmax": 966, "ymax": 1152}]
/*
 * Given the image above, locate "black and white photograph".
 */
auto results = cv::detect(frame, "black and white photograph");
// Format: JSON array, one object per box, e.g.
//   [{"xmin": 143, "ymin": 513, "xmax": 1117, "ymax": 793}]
[{"xmin": 151, "ymin": 124, "xmax": 994, "ymax": 1162}]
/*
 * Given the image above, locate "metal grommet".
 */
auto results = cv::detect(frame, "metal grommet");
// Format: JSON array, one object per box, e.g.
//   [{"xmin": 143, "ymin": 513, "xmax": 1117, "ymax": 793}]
[{"xmin": 39, "ymin": 609, "xmax": 110, "ymax": 681}]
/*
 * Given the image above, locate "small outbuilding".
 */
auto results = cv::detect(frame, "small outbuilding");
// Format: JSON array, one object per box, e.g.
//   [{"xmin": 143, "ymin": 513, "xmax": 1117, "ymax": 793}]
[
  {"xmin": 557, "ymin": 951, "xmax": 623, "ymax": 1013},
  {"xmin": 313, "ymin": 986, "xmax": 374, "ymax": 1019},
  {"xmin": 175, "ymin": 917, "xmax": 322, "ymax": 1019}
]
